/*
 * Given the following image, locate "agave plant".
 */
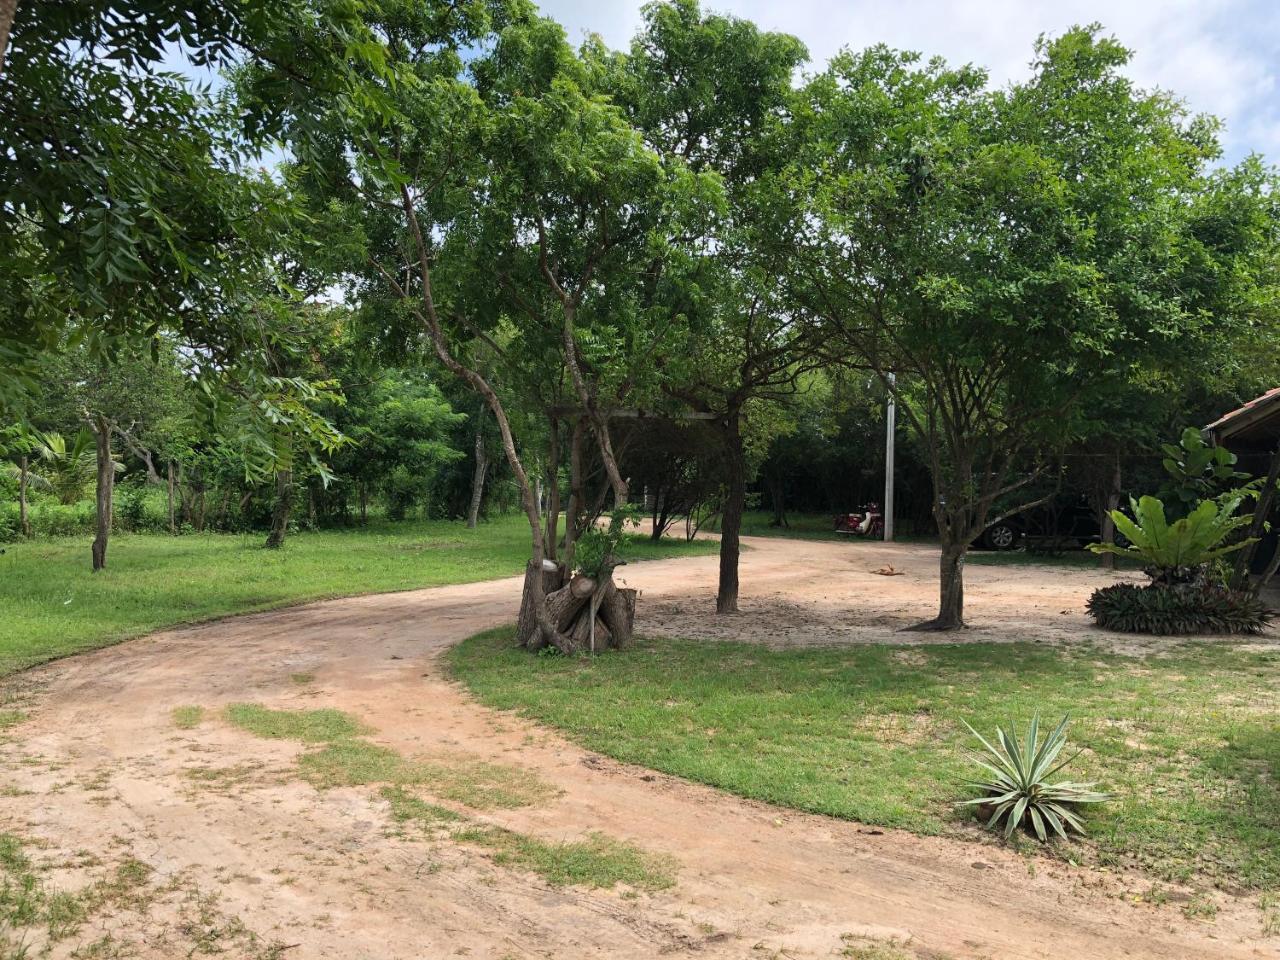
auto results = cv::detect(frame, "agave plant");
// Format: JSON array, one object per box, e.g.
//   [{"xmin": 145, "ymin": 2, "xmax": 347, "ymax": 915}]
[
  {"xmin": 1089, "ymin": 494, "xmax": 1254, "ymax": 585},
  {"xmin": 959, "ymin": 714, "xmax": 1109, "ymax": 841}
]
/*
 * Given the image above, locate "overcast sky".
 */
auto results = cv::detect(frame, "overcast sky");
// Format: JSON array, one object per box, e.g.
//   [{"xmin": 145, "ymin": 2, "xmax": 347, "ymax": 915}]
[{"xmin": 541, "ymin": 0, "xmax": 1279, "ymax": 166}]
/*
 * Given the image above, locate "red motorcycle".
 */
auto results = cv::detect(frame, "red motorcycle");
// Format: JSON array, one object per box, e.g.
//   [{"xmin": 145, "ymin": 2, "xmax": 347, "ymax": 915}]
[{"xmin": 834, "ymin": 502, "xmax": 884, "ymax": 539}]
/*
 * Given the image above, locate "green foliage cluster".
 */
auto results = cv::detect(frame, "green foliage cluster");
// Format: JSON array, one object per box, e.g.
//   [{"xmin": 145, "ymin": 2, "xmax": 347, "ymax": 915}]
[
  {"xmin": 960, "ymin": 715, "xmax": 1110, "ymax": 841},
  {"xmin": 1086, "ymin": 582, "xmax": 1272, "ymax": 635},
  {"xmin": 1157, "ymin": 427, "xmax": 1250, "ymax": 516},
  {"xmin": 1090, "ymin": 494, "xmax": 1255, "ymax": 585},
  {"xmin": 572, "ymin": 508, "xmax": 640, "ymax": 578}
]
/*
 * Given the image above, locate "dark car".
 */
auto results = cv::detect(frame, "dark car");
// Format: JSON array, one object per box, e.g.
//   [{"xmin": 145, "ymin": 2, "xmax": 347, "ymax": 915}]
[{"xmin": 979, "ymin": 494, "xmax": 1115, "ymax": 551}]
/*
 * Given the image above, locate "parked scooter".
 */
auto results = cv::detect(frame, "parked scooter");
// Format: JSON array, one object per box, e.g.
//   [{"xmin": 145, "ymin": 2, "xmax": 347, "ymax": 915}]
[{"xmin": 833, "ymin": 503, "xmax": 884, "ymax": 539}]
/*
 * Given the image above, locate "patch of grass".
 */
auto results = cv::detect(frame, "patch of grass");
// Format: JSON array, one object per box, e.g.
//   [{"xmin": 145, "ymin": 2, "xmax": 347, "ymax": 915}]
[
  {"xmin": 297, "ymin": 739, "xmax": 405, "ymax": 788},
  {"xmin": 0, "ymin": 515, "xmax": 715, "ymax": 679},
  {"xmin": 224, "ymin": 704, "xmax": 366, "ymax": 743},
  {"xmin": 181, "ymin": 763, "xmax": 275, "ymax": 793},
  {"xmin": 417, "ymin": 757, "xmax": 560, "ymax": 810},
  {"xmin": 289, "ymin": 673, "xmax": 315, "ymax": 685},
  {"xmin": 1261, "ymin": 892, "xmax": 1280, "ymax": 936},
  {"xmin": 455, "ymin": 826, "xmax": 676, "ymax": 891},
  {"xmin": 171, "ymin": 706, "xmax": 204, "ymax": 730},
  {"xmin": 380, "ymin": 786, "xmax": 462, "ymax": 831},
  {"xmin": 0, "ymin": 835, "xmax": 154, "ymax": 956},
  {"xmin": 227, "ymin": 703, "xmax": 557, "ymax": 807},
  {"xmin": 967, "ymin": 548, "xmax": 1143, "ymax": 569},
  {"xmin": 449, "ymin": 628, "xmax": 1280, "ymax": 893},
  {"xmin": 839, "ymin": 936, "xmax": 920, "ymax": 959}
]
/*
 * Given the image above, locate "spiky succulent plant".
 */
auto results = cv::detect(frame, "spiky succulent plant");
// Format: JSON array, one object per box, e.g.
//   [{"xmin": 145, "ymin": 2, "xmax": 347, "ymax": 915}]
[{"xmin": 959, "ymin": 714, "xmax": 1109, "ymax": 841}]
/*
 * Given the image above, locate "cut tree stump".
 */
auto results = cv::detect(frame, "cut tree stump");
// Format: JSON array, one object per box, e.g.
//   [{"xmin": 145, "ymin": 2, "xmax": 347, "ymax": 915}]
[{"xmin": 525, "ymin": 571, "xmax": 635, "ymax": 654}]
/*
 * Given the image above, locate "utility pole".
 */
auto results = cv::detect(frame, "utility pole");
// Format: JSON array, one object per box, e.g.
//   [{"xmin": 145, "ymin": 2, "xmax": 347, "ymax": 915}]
[{"xmin": 883, "ymin": 373, "xmax": 896, "ymax": 542}]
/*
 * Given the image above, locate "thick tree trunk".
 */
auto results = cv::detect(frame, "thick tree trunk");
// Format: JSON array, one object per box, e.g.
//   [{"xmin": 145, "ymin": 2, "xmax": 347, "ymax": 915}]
[
  {"xmin": 717, "ymin": 413, "xmax": 746, "ymax": 614},
  {"xmin": 908, "ymin": 541, "xmax": 967, "ymax": 630},
  {"xmin": 0, "ymin": 0, "xmax": 17, "ymax": 76},
  {"xmin": 90, "ymin": 415, "xmax": 113, "ymax": 572},
  {"xmin": 17, "ymin": 454, "xmax": 29, "ymax": 538},
  {"xmin": 265, "ymin": 470, "xmax": 292, "ymax": 549},
  {"xmin": 1098, "ymin": 455, "xmax": 1121, "ymax": 571},
  {"xmin": 531, "ymin": 571, "xmax": 635, "ymax": 654},
  {"xmin": 467, "ymin": 407, "xmax": 487, "ymax": 529},
  {"xmin": 599, "ymin": 581, "xmax": 636, "ymax": 648},
  {"xmin": 166, "ymin": 461, "xmax": 176, "ymax": 534},
  {"xmin": 1232, "ymin": 441, "xmax": 1280, "ymax": 592}
]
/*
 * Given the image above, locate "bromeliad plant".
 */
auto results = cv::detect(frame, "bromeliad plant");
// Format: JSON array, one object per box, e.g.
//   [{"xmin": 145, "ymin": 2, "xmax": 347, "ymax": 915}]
[{"xmin": 959, "ymin": 714, "xmax": 1109, "ymax": 841}]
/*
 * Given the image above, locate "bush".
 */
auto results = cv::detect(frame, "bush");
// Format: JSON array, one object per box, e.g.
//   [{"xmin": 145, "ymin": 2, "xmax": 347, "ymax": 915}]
[{"xmin": 1087, "ymin": 582, "xmax": 1272, "ymax": 635}]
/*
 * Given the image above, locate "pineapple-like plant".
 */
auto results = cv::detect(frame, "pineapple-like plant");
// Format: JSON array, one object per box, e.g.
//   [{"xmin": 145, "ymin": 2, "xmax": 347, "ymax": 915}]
[{"xmin": 959, "ymin": 714, "xmax": 1109, "ymax": 841}]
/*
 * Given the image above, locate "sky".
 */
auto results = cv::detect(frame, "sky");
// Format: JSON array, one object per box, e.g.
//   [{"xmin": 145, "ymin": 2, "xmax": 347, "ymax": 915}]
[{"xmin": 541, "ymin": 0, "xmax": 1280, "ymax": 166}]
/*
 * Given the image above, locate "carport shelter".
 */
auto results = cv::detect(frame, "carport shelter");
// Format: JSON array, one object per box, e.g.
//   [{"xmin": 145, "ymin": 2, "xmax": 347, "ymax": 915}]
[{"xmin": 1206, "ymin": 388, "xmax": 1280, "ymax": 575}]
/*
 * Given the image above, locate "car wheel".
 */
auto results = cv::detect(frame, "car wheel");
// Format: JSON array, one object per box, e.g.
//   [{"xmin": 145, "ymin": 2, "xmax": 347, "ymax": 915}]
[{"xmin": 984, "ymin": 522, "xmax": 1018, "ymax": 550}]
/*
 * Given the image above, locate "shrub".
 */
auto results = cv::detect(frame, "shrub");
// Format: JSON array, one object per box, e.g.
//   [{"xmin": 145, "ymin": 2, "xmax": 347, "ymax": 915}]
[
  {"xmin": 1087, "ymin": 582, "xmax": 1272, "ymax": 635},
  {"xmin": 959, "ymin": 714, "xmax": 1109, "ymax": 841}
]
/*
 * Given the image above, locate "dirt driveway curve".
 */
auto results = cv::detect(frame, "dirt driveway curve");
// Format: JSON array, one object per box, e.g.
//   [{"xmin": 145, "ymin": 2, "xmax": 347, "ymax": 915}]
[{"xmin": 0, "ymin": 536, "xmax": 1271, "ymax": 959}]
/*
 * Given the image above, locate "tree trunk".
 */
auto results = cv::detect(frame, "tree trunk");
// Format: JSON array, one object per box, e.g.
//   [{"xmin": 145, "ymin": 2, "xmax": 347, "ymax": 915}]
[
  {"xmin": 562, "ymin": 418, "xmax": 586, "ymax": 567},
  {"xmin": 717, "ymin": 412, "xmax": 746, "ymax": 614},
  {"xmin": 1232, "ymin": 441, "xmax": 1280, "ymax": 592},
  {"xmin": 544, "ymin": 416, "xmax": 560, "ymax": 561},
  {"xmin": 359, "ymin": 483, "xmax": 368, "ymax": 524},
  {"xmin": 1098, "ymin": 455, "xmax": 1121, "ymax": 571},
  {"xmin": 90, "ymin": 415, "xmax": 113, "ymax": 572},
  {"xmin": 17, "ymin": 454, "xmax": 29, "ymax": 538},
  {"xmin": 265, "ymin": 470, "xmax": 292, "ymax": 549},
  {"xmin": 0, "ymin": 0, "xmax": 18, "ymax": 76},
  {"xmin": 166, "ymin": 461, "xmax": 176, "ymax": 534},
  {"xmin": 467, "ymin": 406, "xmax": 487, "ymax": 529},
  {"xmin": 908, "ymin": 540, "xmax": 967, "ymax": 630},
  {"xmin": 599, "ymin": 581, "xmax": 636, "ymax": 648}
]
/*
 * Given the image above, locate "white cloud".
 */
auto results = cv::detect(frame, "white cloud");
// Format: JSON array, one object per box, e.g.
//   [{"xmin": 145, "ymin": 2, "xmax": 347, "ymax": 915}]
[{"xmin": 540, "ymin": 0, "xmax": 1280, "ymax": 164}]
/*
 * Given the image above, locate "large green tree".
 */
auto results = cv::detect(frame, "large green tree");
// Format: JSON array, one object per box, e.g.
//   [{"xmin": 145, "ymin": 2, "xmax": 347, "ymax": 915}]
[
  {"xmin": 785, "ymin": 28, "xmax": 1280, "ymax": 629},
  {"xmin": 592, "ymin": 0, "xmax": 818, "ymax": 613}
]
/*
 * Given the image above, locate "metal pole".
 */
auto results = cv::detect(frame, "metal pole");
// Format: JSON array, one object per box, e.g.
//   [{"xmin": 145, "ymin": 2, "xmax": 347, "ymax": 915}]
[{"xmin": 883, "ymin": 373, "xmax": 896, "ymax": 542}]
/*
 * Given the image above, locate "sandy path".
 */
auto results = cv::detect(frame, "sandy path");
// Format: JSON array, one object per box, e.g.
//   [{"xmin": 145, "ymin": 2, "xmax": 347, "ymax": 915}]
[{"xmin": 0, "ymin": 536, "xmax": 1272, "ymax": 959}]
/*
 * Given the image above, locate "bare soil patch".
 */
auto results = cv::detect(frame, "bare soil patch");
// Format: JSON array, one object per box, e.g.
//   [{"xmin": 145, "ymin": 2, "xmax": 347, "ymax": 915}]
[{"xmin": 0, "ymin": 536, "xmax": 1273, "ymax": 958}]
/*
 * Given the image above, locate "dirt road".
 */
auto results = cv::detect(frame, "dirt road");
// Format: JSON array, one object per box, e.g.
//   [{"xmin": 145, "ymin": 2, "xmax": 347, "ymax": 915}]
[{"xmin": 0, "ymin": 536, "xmax": 1271, "ymax": 958}]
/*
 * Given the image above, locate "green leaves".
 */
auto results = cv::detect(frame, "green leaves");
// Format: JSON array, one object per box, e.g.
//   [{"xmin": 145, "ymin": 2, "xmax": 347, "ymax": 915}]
[
  {"xmin": 1090, "ymin": 494, "xmax": 1254, "ymax": 577},
  {"xmin": 1086, "ymin": 582, "xmax": 1272, "ymax": 635},
  {"xmin": 960, "ymin": 714, "xmax": 1109, "ymax": 841}
]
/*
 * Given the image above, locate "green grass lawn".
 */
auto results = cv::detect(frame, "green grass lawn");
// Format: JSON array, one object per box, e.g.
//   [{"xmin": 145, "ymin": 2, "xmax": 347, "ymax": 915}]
[
  {"xmin": 451, "ymin": 629, "xmax": 1280, "ymax": 893},
  {"xmin": 0, "ymin": 516, "xmax": 715, "ymax": 678}
]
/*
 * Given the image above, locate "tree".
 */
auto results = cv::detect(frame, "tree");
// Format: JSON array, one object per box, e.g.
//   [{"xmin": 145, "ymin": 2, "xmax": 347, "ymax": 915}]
[
  {"xmin": 41, "ymin": 345, "xmax": 187, "ymax": 568},
  {"xmin": 784, "ymin": 28, "xmax": 1279, "ymax": 629},
  {"xmin": 2, "ymin": 1, "xmax": 369, "ymax": 480},
  {"xmin": 277, "ymin": 3, "xmax": 715, "ymax": 650},
  {"xmin": 593, "ymin": 0, "xmax": 817, "ymax": 613}
]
